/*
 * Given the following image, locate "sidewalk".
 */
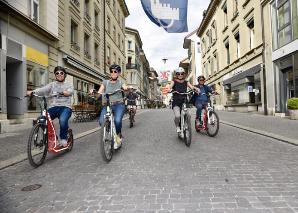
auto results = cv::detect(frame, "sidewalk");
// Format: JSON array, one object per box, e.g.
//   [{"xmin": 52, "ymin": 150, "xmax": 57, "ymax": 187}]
[{"xmin": 217, "ymin": 111, "xmax": 298, "ymax": 145}]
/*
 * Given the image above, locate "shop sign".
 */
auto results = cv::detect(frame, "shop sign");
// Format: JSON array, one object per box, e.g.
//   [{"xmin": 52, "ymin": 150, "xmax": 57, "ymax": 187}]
[
  {"xmin": 247, "ymin": 85, "xmax": 253, "ymax": 92},
  {"xmin": 26, "ymin": 47, "xmax": 48, "ymax": 66}
]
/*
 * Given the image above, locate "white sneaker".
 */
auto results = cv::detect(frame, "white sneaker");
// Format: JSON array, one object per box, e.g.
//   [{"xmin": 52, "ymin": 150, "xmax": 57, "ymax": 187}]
[
  {"xmin": 114, "ymin": 135, "xmax": 122, "ymax": 149},
  {"xmin": 176, "ymin": 127, "xmax": 181, "ymax": 133},
  {"xmin": 59, "ymin": 139, "xmax": 67, "ymax": 147}
]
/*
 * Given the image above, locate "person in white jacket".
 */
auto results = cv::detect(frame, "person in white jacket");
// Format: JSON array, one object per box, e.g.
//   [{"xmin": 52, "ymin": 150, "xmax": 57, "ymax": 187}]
[{"xmin": 27, "ymin": 66, "xmax": 74, "ymax": 147}]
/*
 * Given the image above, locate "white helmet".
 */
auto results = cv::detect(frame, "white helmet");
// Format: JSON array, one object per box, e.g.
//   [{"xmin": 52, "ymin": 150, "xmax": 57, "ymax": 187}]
[{"xmin": 175, "ymin": 67, "xmax": 185, "ymax": 73}]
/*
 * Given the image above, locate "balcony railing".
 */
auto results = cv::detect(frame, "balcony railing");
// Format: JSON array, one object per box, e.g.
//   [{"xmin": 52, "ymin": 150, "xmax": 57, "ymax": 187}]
[
  {"xmin": 84, "ymin": 51, "xmax": 91, "ymax": 59},
  {"xmin": 94, "ymin": 58, "xmax": 100, "ymax": 66},
  {"xmin": 126, "ymin": 63, "xmax": 138, "ymax": 70},
  {"xmin": 71, "ymin": 42, "xmax": 80, "ymax": 51}
]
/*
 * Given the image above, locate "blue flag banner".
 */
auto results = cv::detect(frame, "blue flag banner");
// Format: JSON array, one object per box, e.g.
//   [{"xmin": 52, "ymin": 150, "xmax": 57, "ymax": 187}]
[{"xmin": 140, "ymin": 0, "xmax": 188, "ymax": 33}]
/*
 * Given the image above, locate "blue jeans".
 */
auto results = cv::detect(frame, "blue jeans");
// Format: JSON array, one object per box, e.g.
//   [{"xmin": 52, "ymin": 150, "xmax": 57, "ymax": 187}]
[
  {"xmin": 99, "ymin": 103, "xmax": 126, "ymax": 135},
  {"xmin": 195, "ymin": 101, "xmax": 208, "ymax": 121},
  {"xmin": 48, "ymin": 106, "xmax": 72, "ymax": 140}
]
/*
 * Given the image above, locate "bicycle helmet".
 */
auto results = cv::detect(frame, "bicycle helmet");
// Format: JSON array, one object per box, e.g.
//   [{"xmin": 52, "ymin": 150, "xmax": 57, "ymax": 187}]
[
  {"xmin": 175, "ymin": 67, "xmax": 185, "ymax": 74},
  {"xmin": 54, "ymin": 66, "xmax": 67, "ymax": 75},
  {"xmin": 109, "ymin": 64, "xmax": 121, "ymax": 73}
]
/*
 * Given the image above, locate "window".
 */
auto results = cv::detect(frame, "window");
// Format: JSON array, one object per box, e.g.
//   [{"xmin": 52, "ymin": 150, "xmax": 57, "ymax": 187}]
[
  {"xmin": 210, "ymin": 57, "xmax": 214, "ymax": 76},
  {"xmin": 233, "ymin": 0, "xmax": 238, "ymax": 16},
  {"xmin": 113, "ymin": 0, "xmax": 116, "ymax": 14},
  {"xmin": 107, "ymin": 16, "xmax": 111, "ymax": 34},
  {"xmin": 31, "ymin": 0, "xmax": 39, "ymax": 23},
  {"xmin": 94, "ymin": 43, "xmax": 100, "ymax": 66},
  {"xmin": 293, "ymin": 0, "xmax": 298, "ymax": 39},
  {"xmin": 107, "ymin": 46, "xmax": 111, "ymax": 64},
  {"xmin": 118, "ymin": 33, "xmax": 120, "ymax": 47},
  {"xmin": 113, "ymin": 52, "xmax": 116, "ymax": 64},
  {"xmin": 95, "ymin": 10, "xmax": 100, "ymax": 31},
  {"xmin": 84, "ymin": 33, "xmax": 90, "ymax": 59},
  {"xmin": 118, "ymin": 10, "xmax": 120, "ymax": 23},
  {"xmin": 113, "ymin": 25, "xmax": 116, "ymax": 40},
  {"xmin": 71, "ymin": 20, "xmax": 77, "ymax": 43},
  {"xmin": 277, "ymin": 0, "xmax": 292, "ymax": 46},
  {"xmin": 128, "ymin": 56, "xmax": 132, "ymax": 64},
  {"xmin": 213, "ymin": 52, "xmax": 218, "ymax": 73},
  {"xmin": 225, "ymin": 40, "xmax": 230, "ymax": 65},
  {"xmin": 207, "ymin": 30, "xmax": 212, "ymax": 48},
  {"xmin": 223, "ymin": 3, "xmax": 228, "ymax": 28},
  {"xmin": 128, "ymin": 40, "xmax": 132, "ymax": 50},
  {"xmin": 248, "ymin": 19, "xmax": 254, "ymax": 49},
  {"xmin": 234, "ymin": 32, "xmax": 240, "ymax": 58},
  {"xmin": 197, "ymin": 42, "xmax": 201, "ymax": 53},
  {"xmin": 71, "ymin": 20, "xmax": 80, "ymax": 51},
  {"xmin": 211, "ymin": 21, "xmax": 217, "ymax": 43},
  {"xmin": 84, "ymin": 0, "xmax": 91, "ymax": 22}
]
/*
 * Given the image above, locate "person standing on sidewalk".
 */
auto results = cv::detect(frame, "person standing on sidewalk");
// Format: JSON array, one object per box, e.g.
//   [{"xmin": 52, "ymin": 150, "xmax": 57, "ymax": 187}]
[
  {"xmin": 27, "ymin": 66, "xmax": 74, "ymax": 147},
  {"xmin": 169, "ymin": 67, "xmax": 199, "ymax": 133},
  {"xmin": 90, "ymin": 64, "xmax": 128, "ymax": 148},
  {"xmin": 194, "ymin": 75, "xmax": 216, "ymax": 127}
]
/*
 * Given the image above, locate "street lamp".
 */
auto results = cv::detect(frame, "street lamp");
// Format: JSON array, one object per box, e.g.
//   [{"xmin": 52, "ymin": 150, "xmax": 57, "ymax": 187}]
[{"xmin": 162, "ymin": 58, "xmax": 168, "ymax": 64}]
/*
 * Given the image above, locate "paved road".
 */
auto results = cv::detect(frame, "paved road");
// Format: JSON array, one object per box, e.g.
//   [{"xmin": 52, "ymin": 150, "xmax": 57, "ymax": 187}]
[{"xmin": 1, "ymin": 109, "xmax": 298, "ymax": 213}]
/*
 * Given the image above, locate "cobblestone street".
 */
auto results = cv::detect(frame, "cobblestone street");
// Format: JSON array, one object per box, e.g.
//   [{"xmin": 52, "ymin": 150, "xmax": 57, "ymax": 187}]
[{"xmin": 1, "ymin": 109, "xmax": 298, "ymax": 213}]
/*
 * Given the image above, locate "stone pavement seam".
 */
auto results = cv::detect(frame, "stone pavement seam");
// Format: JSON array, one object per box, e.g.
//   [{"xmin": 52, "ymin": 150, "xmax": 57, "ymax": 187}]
[
  {"xmin": 220, "ymin": 120, "xmax": 298, "ymax": 146},
  {"xmin": 0, "ymin": 110, "xmax": 149, "ymax": 170}
]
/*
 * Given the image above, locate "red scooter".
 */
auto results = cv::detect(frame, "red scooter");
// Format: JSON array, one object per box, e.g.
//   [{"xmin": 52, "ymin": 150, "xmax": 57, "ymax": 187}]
[{"xmin": 27, "ymin": 94, "xmax": 73, "ymax": 167}]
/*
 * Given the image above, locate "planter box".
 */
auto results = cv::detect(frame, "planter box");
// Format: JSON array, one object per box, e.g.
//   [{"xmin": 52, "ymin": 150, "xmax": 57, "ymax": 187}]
[{"xmin": 289, "ymin": 109, "xmax": 298, "ymax": 120}]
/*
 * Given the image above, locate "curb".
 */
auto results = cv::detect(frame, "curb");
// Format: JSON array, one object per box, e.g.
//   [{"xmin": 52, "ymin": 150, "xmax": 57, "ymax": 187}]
[
  {"xmin": 220, "ymin": 120, "xmax": 298, "ymax": 146},
  {"xmin": 0, "ymin": 110, "xmax": 150, "ymax": 170}
]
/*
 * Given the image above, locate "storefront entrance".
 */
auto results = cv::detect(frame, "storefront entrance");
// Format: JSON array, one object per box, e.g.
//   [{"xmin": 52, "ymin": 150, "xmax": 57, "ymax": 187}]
[{"xmin": 276, "ymin": 52, "xmax": 298, "ymax": 113}]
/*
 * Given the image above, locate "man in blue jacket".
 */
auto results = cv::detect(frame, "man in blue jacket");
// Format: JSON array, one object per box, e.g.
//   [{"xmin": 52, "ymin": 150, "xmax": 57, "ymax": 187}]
[{"xmin": 194, "ymin": 76, "xmax": 215, "ymax": 126}]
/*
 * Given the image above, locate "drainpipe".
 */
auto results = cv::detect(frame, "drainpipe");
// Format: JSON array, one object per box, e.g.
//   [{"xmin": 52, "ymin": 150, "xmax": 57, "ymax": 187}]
[
  {"xmin": 260, "ymin": 1, "xmax": 268, "ymax": 115},
  {"xmin": 103, "ymin": 0, "xmax": 106, "ymax": 75}
]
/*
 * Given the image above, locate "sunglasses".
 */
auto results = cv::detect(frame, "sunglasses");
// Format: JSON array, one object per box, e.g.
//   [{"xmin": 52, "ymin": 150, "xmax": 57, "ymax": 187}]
[
  {"xmin": 199, "ymin": 79, "xmax": 205, "ymax": 82},
  {"xmin": 55, "ymin": 71, "xmax": 65, "ymax": 76},
  {"xmin": 176, "ymin": 73, "xmax": 184, "ymax": 76},
  {"xmin": 110, "ymin": 70, "xmax": 119, "ymax": 74}
]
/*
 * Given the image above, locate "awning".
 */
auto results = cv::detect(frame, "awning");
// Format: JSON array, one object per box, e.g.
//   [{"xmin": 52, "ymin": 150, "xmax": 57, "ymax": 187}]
[
  {"xmin": 223, "ymin": 64, "xmax": 261, "ymax": 85},
  {"xmin": 63, "ymin": 55, "xmax": 106, "ymax": 81}
]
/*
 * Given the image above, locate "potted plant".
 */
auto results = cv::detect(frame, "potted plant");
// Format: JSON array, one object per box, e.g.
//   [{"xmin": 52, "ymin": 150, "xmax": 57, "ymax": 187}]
[{"xmin": 288, "ymin": 98, "xmax": 298, "ymax": 120}]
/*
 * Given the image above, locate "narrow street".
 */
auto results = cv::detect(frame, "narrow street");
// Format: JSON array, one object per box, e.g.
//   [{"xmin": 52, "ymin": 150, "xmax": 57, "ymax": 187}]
[{"xmin": 1, "ymin": 109, "xmax": 298, "ymax": 213}]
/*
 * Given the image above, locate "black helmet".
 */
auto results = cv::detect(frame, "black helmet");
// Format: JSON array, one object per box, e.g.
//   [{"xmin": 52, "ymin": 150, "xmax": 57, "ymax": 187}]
[
  {"xmin": 109, "ymin": 64, "xmax": 121, "ymax": 73},
  {"xmin": 54, "ymin": 66, "xmax": 67, "ymax": 75}
]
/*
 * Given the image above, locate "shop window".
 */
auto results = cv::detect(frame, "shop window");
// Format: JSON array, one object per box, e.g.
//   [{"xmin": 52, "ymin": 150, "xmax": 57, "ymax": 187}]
[
  {"xmin": 254, "ymin": 72, "xmax": 261, "ymax": 103},
  {"xmin": 27, "ymin": 63, "xmax": 48, "ymax": 110}
]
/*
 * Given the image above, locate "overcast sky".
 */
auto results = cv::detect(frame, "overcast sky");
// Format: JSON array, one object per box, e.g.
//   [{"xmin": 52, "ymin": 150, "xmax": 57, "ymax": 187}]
[{"xmin": 125, "ymin": 0, "xmax": 210, "ymax": 73}]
